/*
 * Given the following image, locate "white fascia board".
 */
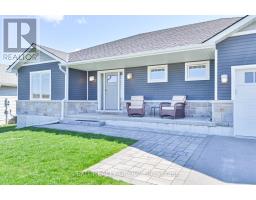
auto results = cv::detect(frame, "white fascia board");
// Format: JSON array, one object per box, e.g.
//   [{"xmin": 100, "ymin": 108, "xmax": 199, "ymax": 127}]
[
  {"xmin": 205, "ymin": 15, "xmax": 256, "ymax": 45},
  {"xmin": 66, "ymin": 43, "xmax": 215, "ymax": 67},
  {"xmin": 231, "ymin": 29, "xmax": 256, "ymax": 37}
]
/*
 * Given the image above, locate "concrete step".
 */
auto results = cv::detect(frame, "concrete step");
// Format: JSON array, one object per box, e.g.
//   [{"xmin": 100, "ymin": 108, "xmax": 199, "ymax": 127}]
[
  {"xmin": 60, "ymin": 119, "xmax": 105, "ymax": 127},
  {"xmin": 63, "ymin": 116, "xmax": 233, "ymax": 137},
  {"xmin": 103, "ymin": 119, "xmax": 233, "ymax": 137}
]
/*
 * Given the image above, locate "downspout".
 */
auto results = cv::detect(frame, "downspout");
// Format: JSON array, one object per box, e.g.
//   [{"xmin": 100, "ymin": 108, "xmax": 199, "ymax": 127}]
[
  {"xmin": 214, "ymin": 48, "xmax": 218, "ymax": 101},
  {"xmin": 58, "ymin": 64, "xmax": 68, "ymax": 121}
]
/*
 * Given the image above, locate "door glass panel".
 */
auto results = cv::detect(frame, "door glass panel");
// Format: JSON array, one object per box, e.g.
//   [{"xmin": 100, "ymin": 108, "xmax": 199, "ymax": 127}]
[
  {"xmin": 107, "ymin": 75, "xmax": 117, "ymax": 83},
  {"xmin": 245, "ymin": 72, "xmax": 254, "ymax": 83}
]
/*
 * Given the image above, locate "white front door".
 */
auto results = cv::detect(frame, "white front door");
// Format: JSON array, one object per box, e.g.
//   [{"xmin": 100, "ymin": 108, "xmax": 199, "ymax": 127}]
[
  {"xmin": 105, "ymin": 72, "xmax": 119, "ymax": 110},
  {"xmin": 97, "ymin": 69, "xmax": 124, "ymax": 111},
  {"xmin": 234, "ymin": 67, "xmax": 256, "ymax": 137}
]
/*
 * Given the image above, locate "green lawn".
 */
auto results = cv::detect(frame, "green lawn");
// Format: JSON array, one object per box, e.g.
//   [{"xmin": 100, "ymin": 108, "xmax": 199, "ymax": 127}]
[{"xmin": 0, "ymin": 126, "xmax": 135, "ymax": 185}]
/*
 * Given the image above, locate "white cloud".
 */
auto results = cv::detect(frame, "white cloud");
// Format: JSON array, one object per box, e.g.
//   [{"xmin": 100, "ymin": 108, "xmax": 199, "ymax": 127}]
[
  {"xmin": 76, "ymin": 17, "xmax": 87, "ymax": 25},
  {"xmin": 40, "ymin": 15, "xmax": 64, "ymax": 24}
]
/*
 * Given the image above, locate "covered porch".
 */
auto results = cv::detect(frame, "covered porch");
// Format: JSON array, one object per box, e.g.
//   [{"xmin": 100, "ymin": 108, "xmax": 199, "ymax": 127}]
[{"xmin": 67, "ymin": 44, "xmax": 216, "ymax": 112}]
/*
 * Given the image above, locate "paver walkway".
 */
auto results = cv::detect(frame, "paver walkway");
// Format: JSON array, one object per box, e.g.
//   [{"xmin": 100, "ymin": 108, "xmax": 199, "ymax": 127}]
[{"xmin": 39, "ymin": 123, "xmax": 224, "ymax": 185}]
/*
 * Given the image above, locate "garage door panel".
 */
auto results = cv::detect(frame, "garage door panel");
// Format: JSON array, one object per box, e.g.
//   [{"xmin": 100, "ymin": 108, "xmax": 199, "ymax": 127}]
[{"xmin": 234, "ymin": 67, "xmax": 256, "ymax": 137}]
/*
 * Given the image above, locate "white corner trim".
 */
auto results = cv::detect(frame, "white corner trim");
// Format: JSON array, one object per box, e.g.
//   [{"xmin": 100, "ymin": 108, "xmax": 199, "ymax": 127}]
[
  {"xmin": 214, "ymin": 49, "xmax": 218, "ymax": 100},
  {"xmin": 231, "ymin": 29, "xmax": 256, "ymax": 37},
  {"xmin": 231, "ymin": 64, "xmax": 256, "ymax": 100},
  {"xmin": 185, "ymin": 60, "xmax": 210, "ymax": 81},
  {"xmin": 147, "ymin": 65, "xmax": 168, "ymax": 83}
]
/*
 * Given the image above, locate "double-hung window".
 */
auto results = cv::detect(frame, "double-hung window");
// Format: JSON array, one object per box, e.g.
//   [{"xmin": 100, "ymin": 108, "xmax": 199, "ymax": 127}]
[
  {"xmin": 30, "ymin": 70, "xmax": 51, "ymax": 100},
  {"xmin": 147, "ymin": 65, "xmax": 168, "ymax": 83},
  {"xmin": 185, "ymin": 61, "xmax": 210, "ymax": 81}
]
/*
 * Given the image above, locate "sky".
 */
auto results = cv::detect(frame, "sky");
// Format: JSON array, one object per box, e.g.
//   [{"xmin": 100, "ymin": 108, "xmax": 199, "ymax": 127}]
[{"xmin": 0, "ymin": 15, "xmax": 238, "ymax": 65}]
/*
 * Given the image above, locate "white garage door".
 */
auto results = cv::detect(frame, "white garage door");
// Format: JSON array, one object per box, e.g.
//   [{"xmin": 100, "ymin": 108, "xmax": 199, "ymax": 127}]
[{"xmin": 234, "ymin": 68, "xmax": 256, "ymax": 137}]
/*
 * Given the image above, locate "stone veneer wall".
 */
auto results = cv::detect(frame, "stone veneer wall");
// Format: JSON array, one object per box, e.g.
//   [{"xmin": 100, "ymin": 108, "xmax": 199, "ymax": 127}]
[
  {"xmin": 17, "ymin": 100, "xmax": 233, "ymax": 127},
  {"xmin": 64, "ymin": 101, "xmax": 98, "ymax": 115},
  {"xmin": 211, "ymin": 101, "xmax": 233, "ymax": 126},
  {"xmin": 17, "ymin": 100, "xmax": 62, "ymax": 117}
]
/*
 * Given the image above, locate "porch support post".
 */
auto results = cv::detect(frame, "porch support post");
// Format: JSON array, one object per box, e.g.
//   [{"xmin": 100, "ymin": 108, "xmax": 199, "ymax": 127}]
[
  {"xmin": 214, "ymin": 49, "xmax": 218, "ymax": 100},
  {"xmin": 58, "ymin": 64, "xmax": 68, "ymax": 120},
  {"xmin": 87, "ymin": 71, "xmax": 89, "ymax": 100}
]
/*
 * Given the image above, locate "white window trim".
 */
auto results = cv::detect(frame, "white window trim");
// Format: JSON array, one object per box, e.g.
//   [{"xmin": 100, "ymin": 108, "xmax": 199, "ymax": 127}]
[
  {"xmin": 147, "ymin": 65, "xmax": 168, "ymax": 83},
  {"xmin": 30, "ymin": 70, "xmax": 51, "ymax": 100},
  {"xmin": 185, "ymin": 61, "xmax": 210, "ymax": 81}
]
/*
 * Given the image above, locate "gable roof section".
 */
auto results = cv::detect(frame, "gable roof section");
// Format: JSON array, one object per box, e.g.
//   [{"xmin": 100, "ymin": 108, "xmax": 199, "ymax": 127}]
[
  {"xmin": 38, "ymin": 45, "xmax": 69, "ymax": 62},
  {"xmin": 7, "ymin": 43, "xmax": 68, "ymax": 71}
]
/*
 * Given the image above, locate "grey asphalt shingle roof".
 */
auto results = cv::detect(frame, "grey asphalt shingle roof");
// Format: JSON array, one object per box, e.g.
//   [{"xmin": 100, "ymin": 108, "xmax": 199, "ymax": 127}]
[
  {"xmin": 25, "ymin": 17, "xmax": 245, "ymax": 64},
  {"xmin": 38, "ymin": 45, "xmax": 69, "ymax": 62},
  {"xmin": 68, "ymin": 17, "xmax": 243, "ymax": 62}
]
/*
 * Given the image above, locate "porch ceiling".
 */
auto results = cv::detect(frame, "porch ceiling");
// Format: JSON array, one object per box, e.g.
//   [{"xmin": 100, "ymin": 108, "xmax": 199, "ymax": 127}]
[{"xmin": 67, "ymin": 46, "xmax": 215, "ymax": 71}]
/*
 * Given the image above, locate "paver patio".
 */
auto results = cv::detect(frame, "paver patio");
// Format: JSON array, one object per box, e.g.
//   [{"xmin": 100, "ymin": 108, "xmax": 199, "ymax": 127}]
[{"xmin": 40, "ymin": 123, "xmax": 223, "ymax": 185}]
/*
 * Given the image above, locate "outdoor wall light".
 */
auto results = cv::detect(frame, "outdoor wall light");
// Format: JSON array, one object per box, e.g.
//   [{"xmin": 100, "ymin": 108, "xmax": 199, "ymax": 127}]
[
  {"xmin": 89, "ymin": 76, "xmax": 95, "ymax": 82},
  {"xmin": 221, "ymin": 74, "xmax": 228, "ymax": 84},
  {"xmin": 127, "ymin": 73, "xmax": 133, "ymax": 80}
]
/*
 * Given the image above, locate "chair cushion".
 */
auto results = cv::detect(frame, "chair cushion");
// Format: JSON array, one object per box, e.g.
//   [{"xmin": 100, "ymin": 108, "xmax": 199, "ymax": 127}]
[
  {"xmin": 129, "ymin": 105, "xmax": 143, "ymax": 109},
  {"xmin": 131, "ymin": 96, "xmax": 144, "ymax": 108},
  {"xmin": 162, "ymin": 106, "xmax": 175, "ymax": 111},
  {"xmin": 171, "ymin": 96, "xmax": 186, "ymax": 106}
]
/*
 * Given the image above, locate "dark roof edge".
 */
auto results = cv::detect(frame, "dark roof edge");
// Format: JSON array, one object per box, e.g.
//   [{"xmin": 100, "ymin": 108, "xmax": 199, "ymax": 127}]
[{"xmin": 202, "ymin": 15, "xmax": 248, "ymax": 43}]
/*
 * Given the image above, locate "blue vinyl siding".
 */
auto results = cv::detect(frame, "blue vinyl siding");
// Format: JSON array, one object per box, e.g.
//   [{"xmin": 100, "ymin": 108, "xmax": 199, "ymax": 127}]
[
  {"xmin": 125, "ymin": 61, "xmax": 214, "ymax": 100},
  {"xmin": 68, "ymin": 69, "xmax": 87, "ymax": 100},
  {"xmin": 18, "ymin": 62, "xmax": 65, "ymax": 100},
  {"xmin": 88, "ymin": 71, "xmax": 97, "ymax": 100},
  {"xmin": 217, "ymin": 33, "xmax": 256, "ymax": 100}
]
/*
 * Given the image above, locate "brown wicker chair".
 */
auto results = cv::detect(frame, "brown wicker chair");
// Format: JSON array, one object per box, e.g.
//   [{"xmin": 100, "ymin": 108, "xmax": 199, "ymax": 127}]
[
  {"xmin": 160, "ymin": 96, "xmax": 186, "ymax": 119},
  {"xmin": 126, "ymin": 96, "xmax": 145, "ymax": 117}
]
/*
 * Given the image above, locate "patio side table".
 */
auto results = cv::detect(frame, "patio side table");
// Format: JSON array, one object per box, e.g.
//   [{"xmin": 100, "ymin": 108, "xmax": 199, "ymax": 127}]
[{"xmin": 150, "ymin": 106, "xmax": 160, "ymax": 117}]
